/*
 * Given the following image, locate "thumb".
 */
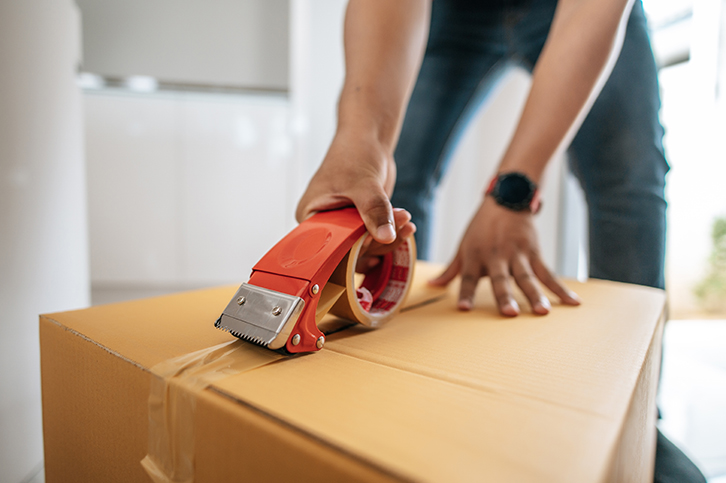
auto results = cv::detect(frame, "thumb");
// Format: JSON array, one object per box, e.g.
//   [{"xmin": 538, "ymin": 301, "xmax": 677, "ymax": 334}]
[{"xmin": 357, "ymin": 188, "xmax": 396, "ymax": 244}]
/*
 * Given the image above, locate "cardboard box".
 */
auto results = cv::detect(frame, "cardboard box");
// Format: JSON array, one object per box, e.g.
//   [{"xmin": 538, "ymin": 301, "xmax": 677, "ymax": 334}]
[{"xmin": 40, "ymin": 263, "xmax": 665, "ymax": 482}]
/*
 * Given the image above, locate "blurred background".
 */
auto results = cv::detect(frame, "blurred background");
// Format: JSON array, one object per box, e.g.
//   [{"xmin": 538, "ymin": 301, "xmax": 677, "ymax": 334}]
[{"xmin": 0, "ymin": 0, "xmax": 724, "ymax": 481}]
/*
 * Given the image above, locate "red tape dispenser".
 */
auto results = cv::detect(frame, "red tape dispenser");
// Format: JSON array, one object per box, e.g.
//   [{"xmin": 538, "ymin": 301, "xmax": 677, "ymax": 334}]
[{"xmin": 215, "ymin": 208, "xmax": 416, "ymax": 354}]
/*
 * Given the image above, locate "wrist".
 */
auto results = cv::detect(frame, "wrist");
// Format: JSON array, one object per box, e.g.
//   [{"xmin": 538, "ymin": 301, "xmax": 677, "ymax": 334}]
[
  {"xmin": 333, "ymin": 121, "xmax": 396, "ymax": 162},
  {"xmin": 497, "ymin": 148, "xmax": 549, "ymax": 185},
  {"xmin": 337, "ymin": 87, "xmax": 403, "ymax": 153}
]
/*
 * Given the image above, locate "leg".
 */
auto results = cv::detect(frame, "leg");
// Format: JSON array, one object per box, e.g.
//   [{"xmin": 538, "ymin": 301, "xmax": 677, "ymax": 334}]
[
  {"xmin": 391, "ymin": 2, "xmax": 509, "ymax": 259},
  {"xmin": 654, "ymin": 429, "xmax": 707, "ymax": 483},
  {"xmin": 568, "ymin": 1, "xmax": 669, "ymax": 289},
  {"xmin": 568, "ymin": 4, "xmax": 706, "ymax": 481}
]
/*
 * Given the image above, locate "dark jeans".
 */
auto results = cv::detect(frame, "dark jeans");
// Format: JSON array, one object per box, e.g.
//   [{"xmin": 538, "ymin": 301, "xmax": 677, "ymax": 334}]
[
  {"xmin": 392, "ymin": 0, "xmax": 669, "ymax": 290},
  {"xmin": 391, "ymin": 1, "xmax": 705, "ymax": 481}
]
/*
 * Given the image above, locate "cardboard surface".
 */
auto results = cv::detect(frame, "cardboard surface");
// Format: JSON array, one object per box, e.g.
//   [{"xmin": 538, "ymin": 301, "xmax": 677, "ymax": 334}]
[{"xmin": 40, "ymin": 262, "xmax": 665, "ymax": 482}]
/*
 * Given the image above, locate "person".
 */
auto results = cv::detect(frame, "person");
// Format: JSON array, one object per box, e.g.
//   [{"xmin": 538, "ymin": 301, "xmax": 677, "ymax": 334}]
[{"xmin": 296, "ymin": 0, "xmax": 706, "ymax": 481}]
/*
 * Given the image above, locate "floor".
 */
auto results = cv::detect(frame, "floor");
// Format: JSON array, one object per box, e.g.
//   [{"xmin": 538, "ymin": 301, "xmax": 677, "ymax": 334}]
[
  {"xmin": 26, "ymin": 288, "xmax": 726, "ymax": 482},
  {"xmin": 658, "ymin": 319, "xmax": 726, "ymax": 482}
]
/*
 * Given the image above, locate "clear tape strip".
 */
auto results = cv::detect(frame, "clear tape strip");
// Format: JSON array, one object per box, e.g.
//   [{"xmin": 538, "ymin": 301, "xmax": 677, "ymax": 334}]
[{"xmin": 141, "ymin": 339, "xmax": 283, "ymax": 483}]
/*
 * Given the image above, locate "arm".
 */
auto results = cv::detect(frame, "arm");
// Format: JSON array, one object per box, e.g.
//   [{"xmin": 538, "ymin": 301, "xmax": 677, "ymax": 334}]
[
  {"xmin": 296, "ymin": 0, "xmax": 430, "ymax": 243},
  {"xmin": 500, "ymin": 0, "xmax": 635, "ymax": 181},
  {"xmin": 432, "ymin": 0, "xmax": 635, "ymax": 315}
]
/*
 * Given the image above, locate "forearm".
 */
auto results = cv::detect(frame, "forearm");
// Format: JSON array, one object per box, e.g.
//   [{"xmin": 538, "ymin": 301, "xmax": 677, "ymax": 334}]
[
  {"xmin": 337, "ymin": 0, "xmax": 430, "ymax": 152},
  {"xmin": 498, "ymin": 0, "xmax": 635, "ymax": 183}
]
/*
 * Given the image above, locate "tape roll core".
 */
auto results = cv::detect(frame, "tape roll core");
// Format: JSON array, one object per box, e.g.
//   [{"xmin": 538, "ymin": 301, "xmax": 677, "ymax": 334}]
[{"xmin": 329, "ymin": 234, "xmax": 416, "ymax": 327}]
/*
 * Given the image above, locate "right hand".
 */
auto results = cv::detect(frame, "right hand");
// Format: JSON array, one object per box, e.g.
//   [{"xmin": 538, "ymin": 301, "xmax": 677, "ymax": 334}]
[
  {"xmin": 296, "ymin": 128, "xmax": 415, "ymax": 246},
  {"xmin": 429, "ymin": 196, "xmax": 580, "ymax": 315}
]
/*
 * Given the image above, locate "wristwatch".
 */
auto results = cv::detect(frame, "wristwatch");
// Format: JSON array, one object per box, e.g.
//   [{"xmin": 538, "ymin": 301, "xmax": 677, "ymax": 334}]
[{"xmin": 486, "ymin": 172, "xmax": 542, "ymax": 214}]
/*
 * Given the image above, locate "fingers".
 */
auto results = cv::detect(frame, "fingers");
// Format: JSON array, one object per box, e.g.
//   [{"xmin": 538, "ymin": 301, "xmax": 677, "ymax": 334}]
[
  {"xmin": 298, "ymin": 186, "xmax": 405, "ymax": 247},
  {"xmin": 357, "ymin": 188, "xmax": 396, "ymax": 244},
  {"xmin": 392, "ymin": 207, "xmax": 412, "ymax": 224},
  {"xmin": 363, "ymin": 222, "xmax": 416, "ymax": 257},
  {"xmin": 511, "ymin": 254, "xmax": 551, "ymax": 315},
  {"xmin": 355, "ymin": 209, "xmax": 416, "ymax": 273},
  {"xmin": 457, "ymin": 252, "xmax": 482, "ymax": 311},
  {"xmin": 531, "ymin": 256, "xmax": 581, "ymax": 306},
  {"xmin": 361, "ymin": 209, "xmax": 416, "ymax": 257},
  {"xmin": 431, "ymin": 250, "xmax": 579, "ymax": 315},
  {"xmin": 487, "ymin": 259, "xmax": 520, "ymax": 317}
]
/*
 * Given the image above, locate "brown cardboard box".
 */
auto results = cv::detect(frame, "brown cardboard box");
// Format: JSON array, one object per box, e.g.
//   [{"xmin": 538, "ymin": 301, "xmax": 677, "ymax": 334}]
[{"xmin": 40, "ymin": 263, "xmax": 665, "ymax": 482}]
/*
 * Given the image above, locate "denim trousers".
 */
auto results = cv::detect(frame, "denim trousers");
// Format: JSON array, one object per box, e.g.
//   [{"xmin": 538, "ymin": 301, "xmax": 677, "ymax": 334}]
[
  {"xmin": 391, "ymin": 1, "xmax": 706, "ymax": 481},
  {"xmin": 391, "ymin": 0, "xmax": 670, "ymax": 291}
]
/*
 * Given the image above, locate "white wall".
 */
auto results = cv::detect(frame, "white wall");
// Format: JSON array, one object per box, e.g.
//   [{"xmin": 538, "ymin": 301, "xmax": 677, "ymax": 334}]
[
  {"xmin": 0, "ymin": 1, "xmax": 89, "ymax": 482},
  {"xmin": 77, "ymin": 0, "xmax": 289, "ymax": 90},
  {"xmin": 288, "ymin": 0, "xmax": 348, "ymax": 221},
  {"xmin": 86, "ymin": 91, "xmax": 292, "ymax": 287}
]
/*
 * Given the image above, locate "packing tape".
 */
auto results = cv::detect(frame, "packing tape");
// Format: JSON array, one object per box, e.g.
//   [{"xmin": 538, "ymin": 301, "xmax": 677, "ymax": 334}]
[
  {"xmin": 328, "ymin": 233, "xmax": 416, "ymax": 328},
  {"xmin": 141, "ymin": 340, "xmax": 282, "ymax": 483},
  {"xmin": 141, "ymin": 233, "xmax": 416, "ymax": 482}
]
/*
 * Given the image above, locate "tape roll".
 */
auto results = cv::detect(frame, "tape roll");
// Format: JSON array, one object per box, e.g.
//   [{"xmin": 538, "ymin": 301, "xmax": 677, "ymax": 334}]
[{"xmin": 328, "ymin": 233, "xmax": 416, "ymax": 328}]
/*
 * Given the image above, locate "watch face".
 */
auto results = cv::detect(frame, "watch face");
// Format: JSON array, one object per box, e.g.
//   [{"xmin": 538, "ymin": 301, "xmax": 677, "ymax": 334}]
[{"xmin": 495, "ymin": 173, "xmax": 535, "ymax": 211}]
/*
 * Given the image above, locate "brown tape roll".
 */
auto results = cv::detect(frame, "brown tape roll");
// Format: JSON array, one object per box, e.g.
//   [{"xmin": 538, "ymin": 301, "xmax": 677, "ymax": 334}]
[{"xmin": 328, "ymin": 234, "xmax": 416, "ymax": 328}]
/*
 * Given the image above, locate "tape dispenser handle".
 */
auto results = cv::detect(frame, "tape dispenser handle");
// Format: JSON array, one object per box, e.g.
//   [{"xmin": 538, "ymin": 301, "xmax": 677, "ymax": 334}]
[{"xmin": 249, "ymin": 208, "xmax": 367, "ymax": 353}]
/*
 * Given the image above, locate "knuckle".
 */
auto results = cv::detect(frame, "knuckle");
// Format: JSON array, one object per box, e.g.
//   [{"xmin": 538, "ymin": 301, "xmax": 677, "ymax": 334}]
[
  {"xmin": 512, "ymin": 269, "xmax": 532, "ymax": 281},
  {"xmin": 361, "ymin": 196, "xmax": 392, "ymax": 219},
  {"xmin": 490, "ymin": 274, "xmax": 508, "ymax": 284},
  {"xmin": 461, "ymin": 273, "xmax": 480, "ymax": 285}
]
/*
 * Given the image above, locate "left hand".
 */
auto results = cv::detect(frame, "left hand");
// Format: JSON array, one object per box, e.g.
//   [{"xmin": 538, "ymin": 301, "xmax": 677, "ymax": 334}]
[{"xmin": 430, "ymin": 197, "xmax": 580, "ymax": 316}]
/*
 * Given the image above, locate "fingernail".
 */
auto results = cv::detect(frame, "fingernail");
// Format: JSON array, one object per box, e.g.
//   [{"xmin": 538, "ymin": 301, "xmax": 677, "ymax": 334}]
[
  {"xmin": 533, "ymin": 297, "xmax": 550, "ymax": 315},
  {"xmin": 458, "ymin": 299, "xmax": 472, "ymax": 311},
  {"xmin": 568, "ymin": 291, "xmax": 582, "ymax": 303},
  {"xmin": 502, "ymin": 300, "xmax": 520, "ymax": 316},
  {"xmin": 376, "ymin": 223, "xmax": 396, "ymax": 242}
]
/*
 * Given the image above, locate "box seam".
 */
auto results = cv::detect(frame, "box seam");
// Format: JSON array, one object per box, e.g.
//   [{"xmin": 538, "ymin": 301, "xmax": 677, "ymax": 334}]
[{"xmin": 323, "ymin": 344, "xmax": 613, "ymax": 421}]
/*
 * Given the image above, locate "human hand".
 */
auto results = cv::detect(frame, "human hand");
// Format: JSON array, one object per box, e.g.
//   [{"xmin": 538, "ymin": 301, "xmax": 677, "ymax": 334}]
[
  {"xmin": 355, "ymin": 208, "xmax": 416, "ymax": 273},
  {"xmin": 430, "ymin": 197, "xmax": 580, "ymax": 316},
  {"xmin": 296, "ymin": 129, "xmax": 416, "ymax": 250}
]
